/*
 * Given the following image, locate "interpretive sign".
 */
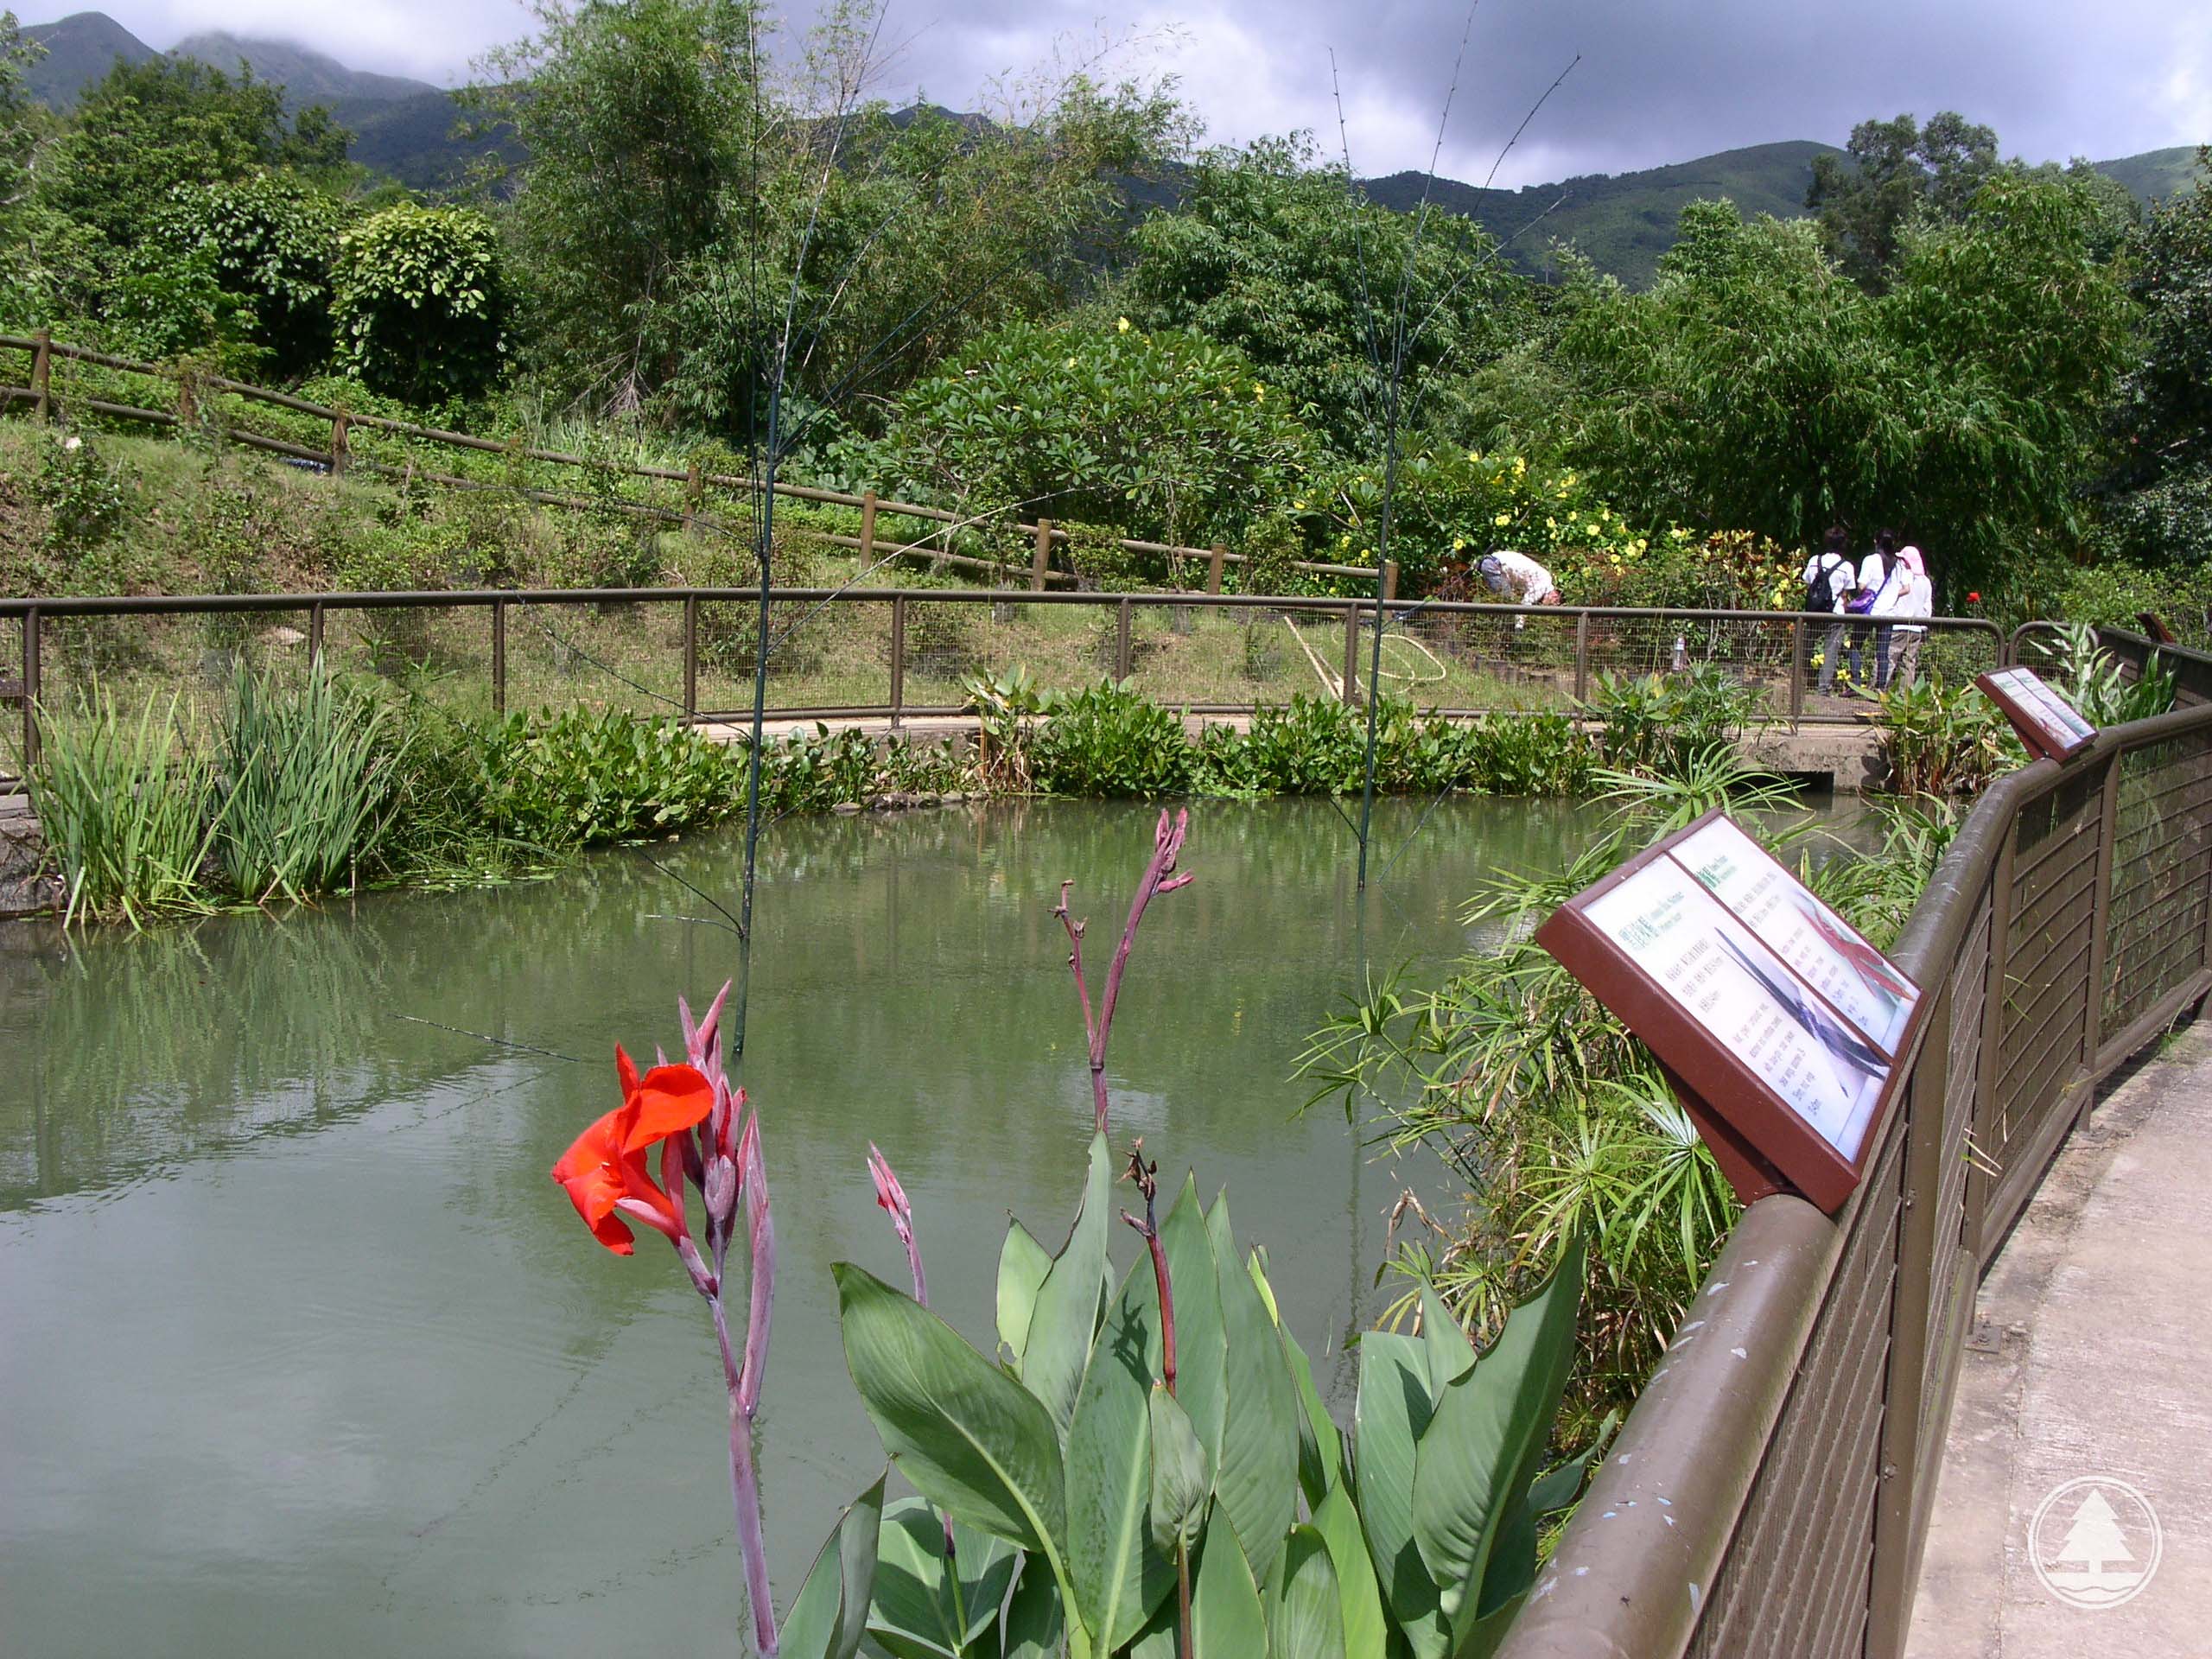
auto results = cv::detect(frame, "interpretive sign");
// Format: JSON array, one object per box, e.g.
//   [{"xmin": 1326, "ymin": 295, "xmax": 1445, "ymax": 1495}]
[
  {"xmin": 1534, "ymin": 810, "xmax": 1923, "ymax": 1212},
  {"xmin": 1976, "ymin": 667, "xmax": 2097, "ymax": 762}
]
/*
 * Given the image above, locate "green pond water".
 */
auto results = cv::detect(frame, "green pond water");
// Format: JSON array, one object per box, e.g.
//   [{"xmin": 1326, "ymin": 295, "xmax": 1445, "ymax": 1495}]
[{"xmin": 1, "ymin": 795, "xmax": 1617, "ymax": 1656}]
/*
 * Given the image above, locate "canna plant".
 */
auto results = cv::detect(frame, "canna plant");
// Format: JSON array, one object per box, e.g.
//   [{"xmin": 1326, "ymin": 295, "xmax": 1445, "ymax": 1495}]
[{"xmin": 833, "ymin": 810, "xmax": 1589, "ymax": 1659}]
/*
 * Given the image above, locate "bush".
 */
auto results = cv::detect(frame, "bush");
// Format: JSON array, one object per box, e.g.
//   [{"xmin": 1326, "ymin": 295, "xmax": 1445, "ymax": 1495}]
[
  {"xmin": 1587, "ymin": 663, "xmax": 1769, "ymax": 776},
  {"xmin": 1876, "ymin": 676, "xmax": 2015, "ymax": 796},
  {"xmin": 480, "ymin": 705, "xmax": 747, "ymax": 847},
  {"xmin": 1031, "ymin": 681, "xmax": 1195, "ymax": 797},
  {"xmin": 332, "ymin": 205, "xmax": 507, "ymax": 404}
]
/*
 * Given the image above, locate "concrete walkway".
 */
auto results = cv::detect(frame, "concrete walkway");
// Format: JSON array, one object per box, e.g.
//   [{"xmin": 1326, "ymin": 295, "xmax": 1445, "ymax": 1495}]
[{"xmin": 1905, "ymin": 1021, "xmax": 2212, "ymax": 1657}]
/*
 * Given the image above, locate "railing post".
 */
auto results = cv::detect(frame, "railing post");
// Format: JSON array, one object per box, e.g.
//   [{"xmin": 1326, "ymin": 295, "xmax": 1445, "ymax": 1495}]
[
  {"xmin": 1116, "ymin": 597, "xmax": 1134, "ymax": 683},
  {"xmin": 30, "ymin": 328, "xmax": 52, "ymax": 425},
  {"xmin": 1342, "ymin": 604, "xmax": 1360, "ymax": 707},
  {"xmin": 859, "ymin": 490, "xmax": 878, "ymax": 570},
  {"xmin": 492, "ymin": 598, "xmax": 507, "ymax": 718},
  {"xmin": 2077, "ymin": 752, "xmax": 2126, "ymax": 1103},
  {"xmin": 308, "ymin": 600, "xmax": 325, "ymax": 665},
  {"xmin": 329, "ymin": 413, "xmax": 350, "ymax": 475},
  {"xmin": 1207, "ymin": 543, "xmax": 1227, "ymax": 595},
  {"xmin": 888, "ymin": 594, "xmax": 906, "ymax": 728},
  {"xmin": 1789, "ymin": 617, "xmax": 1806, "ymax": 727},
  {"xmin": 683, "ymin": 461, "xmax": 703, "ymax": 534},
  {"xmin": 683, "ymin": 594, "xmax": 699, "ymax": 722},
  {"xmin": 1966, "ymin": 828, "xmax": 2018, "ymax": 1261},
  {"xmin": 1382, "ymin": 559, "xmax": 1399, "ymax": 603},
  {"xmin": 1030, "ymin": 518, "xmax": 1052, "ymax": 592},
  {"xmin": 1866, "ymin": 980, "xmax": 1955, "ymax": 1659},
  {"xmin": 1574, "ymin": 611, "xmax": 1591, "ymax": 703},
  {"xmin": 20, "ymin": 605, "xmax": 38, "ymax": 772}
]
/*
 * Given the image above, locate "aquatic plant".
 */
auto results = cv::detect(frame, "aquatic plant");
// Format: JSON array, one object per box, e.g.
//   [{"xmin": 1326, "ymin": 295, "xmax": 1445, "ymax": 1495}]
[{"xmin": 213, "ymin": 663, "xmax": 397, "ymax": 903}]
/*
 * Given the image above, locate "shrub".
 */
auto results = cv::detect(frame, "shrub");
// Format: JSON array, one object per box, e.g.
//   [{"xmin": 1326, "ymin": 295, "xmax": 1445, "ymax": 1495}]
[
  {"xmin": 480, "ymin": 706, "xmax": 747, "ymax": 847},
  {"xmin": 332, "ymin": 205, "xmax": 507, "ymax": 404},
  {"xmin": 1587, "ymin": 663, "xmax": 1769, "ymax": 777},
  {"xmin": 1876, "ymin": 676, "xmax": 2015, "ymax": 796},
  {"xmin": 1031, "ymin": 681, "xmax": 1194, "ymax": 797}
]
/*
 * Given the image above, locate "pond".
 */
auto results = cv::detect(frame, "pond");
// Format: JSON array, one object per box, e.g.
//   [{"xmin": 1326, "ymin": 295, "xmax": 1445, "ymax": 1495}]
[{"xmin": 1, "ymin": 794, "xmax": 1615, "ymax": 1655}]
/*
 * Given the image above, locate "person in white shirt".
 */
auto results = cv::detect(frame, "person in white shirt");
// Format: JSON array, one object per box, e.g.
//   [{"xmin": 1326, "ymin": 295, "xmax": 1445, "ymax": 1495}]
[
  {"xmin": 1847, "ymin": 530, "xmax": 1899, "ymax": 690},
  {"xmin": 1872, "ymin": 544, "xmax": 1932, "ymax": 690},
  {"xmin": 1478, "ymin": 550, "xmax": 1561, "ymax": 631},
  {"xmin": 1802, "ymin": 527, "xmax": 1857, "ymax": 694}
]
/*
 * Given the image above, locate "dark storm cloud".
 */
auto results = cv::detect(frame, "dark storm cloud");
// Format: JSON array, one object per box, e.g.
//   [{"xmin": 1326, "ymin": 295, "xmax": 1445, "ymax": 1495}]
[{"xmin": 82, "ymin": 0, "xmax": 2212, "ymax": 181}]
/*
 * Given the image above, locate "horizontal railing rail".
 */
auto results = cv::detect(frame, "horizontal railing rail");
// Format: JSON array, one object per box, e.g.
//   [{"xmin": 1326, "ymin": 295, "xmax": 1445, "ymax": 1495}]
[
  {"xmin": 1497, "ymin": 695, "xmax": 2212, "ymax": 1659},
  {"xmin": 0, "ymin": 586, "xmax": 2014, "ymax": 785}
]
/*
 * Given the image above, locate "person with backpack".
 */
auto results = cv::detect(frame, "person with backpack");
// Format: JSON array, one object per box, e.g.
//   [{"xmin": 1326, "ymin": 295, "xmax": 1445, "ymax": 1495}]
[
  {"xmin": 1847, "ymin": 531, "xmax": 1899, "ymax": 690},
  {"xmin": 1872, "ymin": 543, "xmax": 1932, "ymax": 689},
  {"xmin": 1802, "ymin": 527, "xmax": 1857, "ymax": 695}
]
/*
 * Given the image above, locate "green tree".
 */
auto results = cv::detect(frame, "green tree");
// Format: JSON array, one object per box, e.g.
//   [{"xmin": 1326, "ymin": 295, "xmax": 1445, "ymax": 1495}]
[
  {"xmin": 332, "ymin": 203, "xmax": 506, "ymax": 404},
  {"xmin": 2101, "ymin": 148, "xmax": 2212, "ymax": 567},
  {"xmin": 1120, "ymin": 134, "xmax": 1520, "ymax": 455},
  {"xmin": 869, "ymin": 317, "xmax": 1318, "ymax": 549},
  {"xmin": 1806, "ymin": 111, "xmax": 1998, "ymax": 289},
  {"xmin": 155, "ymin": 173, "xmax": 346, "ymax": 376}
]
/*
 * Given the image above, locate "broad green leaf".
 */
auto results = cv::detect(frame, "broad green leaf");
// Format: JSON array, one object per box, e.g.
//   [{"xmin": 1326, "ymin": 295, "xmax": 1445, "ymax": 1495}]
[
  {"xmin": 1280, "ymin": 1321, "xmax": 1344, "ymax": 1508},
  {"xmin": 833, "ymin": 1264, "xmax": 1069, "ymax": 1569},
  {"xmin": 1067, "ymin": 1257, "xmax": 1176, "ymax": 1651},
  {"xmin": 1417, "ymin": 1281, "xmax": 1476, "ymax": 1396},
  {"xmin": 1001, "ymin": 1553, "xmax": 1067, "ymax": 1659},
  {"xmin": 777, "ymin": 1472, "xmax": 885, "ymax": 1659},
  {"xmin": 1194, "ymin": 1518, "xmax": 1271, "ymax": 1656},
  {"xmin": 1147, "ymin": 1385, "xmax": 1211, "ymax": 1558},
  {"xmin": 1156, "ymin": 1178, "xmax": 1229, "ymax": 1471},
  {"xmin": 1020, "ymin": 1132, "xmax": 1114, "ymax": 1439},
  {"xmin": 1267, "ymin": 1525, "xmax": 1347, "ymax": 1659},
  {"xmin": 1311, "ymin": 1482, "xmax": 1388, "ymax": 1659},
  {"xmin": 997, "ymin": 1218, "xmax": 1052, "ymax": 1364},
  {"xmin": 866, "ymin": 1497, "xmax": 1018, "ymax": 1659},
  {"xmin": 1207, "ymin": 1198, "xmax": 1300, "ymax": 1586},
  {"xmin": 1450, "ymin": 1586, "xmax": 1530, "ymax": 1659},
  {"xmin": 1352, "ymin": 1332, "xmax": 1446, "ymax": 1656},
  {"xmin": 1409, "ymin": 1236, "xmax": 1585, "ymax": 1642}
]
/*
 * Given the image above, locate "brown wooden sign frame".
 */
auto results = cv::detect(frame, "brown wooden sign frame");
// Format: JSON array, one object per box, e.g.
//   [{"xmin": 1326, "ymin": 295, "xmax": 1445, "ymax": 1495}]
[
  {"xmin": 1534, "ymin": 809, "xmax": 1927, "ymax": 1214},
  {"xmin": 1974, "ymin": 666, "xmax": 2097, "ymax": 762}
]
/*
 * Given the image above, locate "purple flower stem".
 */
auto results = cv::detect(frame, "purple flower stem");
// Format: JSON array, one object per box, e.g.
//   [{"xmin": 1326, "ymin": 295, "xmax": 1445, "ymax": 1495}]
[{"xmin": 710, "ymin": 1288, "xmax": 779, "ymax": 1658}]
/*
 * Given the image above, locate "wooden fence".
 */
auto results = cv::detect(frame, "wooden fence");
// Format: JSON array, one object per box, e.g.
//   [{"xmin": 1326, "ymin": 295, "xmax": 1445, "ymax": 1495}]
[{"xmin": 0, "ymin": 330, "xmax": 1389, "ymax": 596}]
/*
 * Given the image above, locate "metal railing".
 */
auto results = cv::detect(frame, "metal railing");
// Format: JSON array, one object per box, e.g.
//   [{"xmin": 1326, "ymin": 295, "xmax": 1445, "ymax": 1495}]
[
  {"xmin": 1497, "ymin": 637, "xmax": 2212, "ymax": 1659},
  {"xmin": 0, "ymin": 586, "xmax": 2009, "ymax": 785}
]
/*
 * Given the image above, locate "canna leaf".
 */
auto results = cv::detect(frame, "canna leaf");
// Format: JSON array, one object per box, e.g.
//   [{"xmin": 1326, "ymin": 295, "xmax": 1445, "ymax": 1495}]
[
  {"xmin": 1417, "ymin": 1281, "xmax": 1476, "ymax": 1396},
  {"xmin": 1267, "ymin": 1525, "xmax": 1348, "ymax": 1659},
  {"xmin": 1001, "ymin": 1552, "xmax": 1066, "ymax": 1659},
  {"xmin": 866, "ymin": 1497, "xmax": 1020, "ymax": 1659},
  {"xmin": 1408, "ymin": 1235, "xmax": 1585, "ymax": 1643},
  {"xmin": 1147, "ymin": 1385, "xmax": 1211, "ymax": 1558},
  {"xmin": 1352, "ymin": 1332, "xmax": 1447, "ymax": 1656},
  {"xmin": 996, "ymin": 1217, "xmax": 1052, "ymax": 1363},
  {"xmin": 776, "ymin": 1472, "xmax": 885, "ymax": 1659},
  {"xmin": 1019, "ymin": 1132, "xmax": 1114, "ymax": 1440},
  {"xmin": 833, "ymin": 1265, "xmax": 1070, "ymax": 1569},
  {"xmin": 1207, "ymin": 1198, "xmax": 1300, "ymax": 1586},
  {"xmin": 1311, "ymin": 1481, "xmax": 1389, "ymax": 1659},
  {"xmin": 1279, "ymin": 1319, "xmax": 1344, "ymax": 1508},
  {"xmin": 1156, "ymin": 1177, "xmax": 1229, "ymax": 1471},
  {"xmin": 1067, "ymin": 1256, "xmax": 1176, "ymax": 1651}
]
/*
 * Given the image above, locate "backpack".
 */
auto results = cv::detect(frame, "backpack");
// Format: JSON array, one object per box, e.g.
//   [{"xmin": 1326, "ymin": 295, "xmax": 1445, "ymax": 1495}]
[{"xmin": 1803, "ymin": 553, "xmax": 1848, "ymax": 613}]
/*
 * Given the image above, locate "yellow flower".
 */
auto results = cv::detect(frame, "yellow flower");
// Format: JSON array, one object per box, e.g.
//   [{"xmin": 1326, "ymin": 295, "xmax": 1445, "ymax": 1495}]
[
  {"xmin": 1633, "ymin": 537, "xmax": 1647, "ymax": 552},
  {"xmin": 1585, "ymin": 523, "xmax": 1601, "ymax": 537},
  {"xmin": 1546, "ymin": 516, "xmax": 1557, "ymax": 531},
  {"xmin": 1493, "ymin": 512, "xmax": 1510, "ymax": 526},
  {"xmin": 1293, "ymin": 499, "xmax": 1308, "ymax": 511},
  {"xmin": 1116, "ymin": 316, "xmax": 1131, "ymax": 333},
  {"xmin": 1513, "ymin": 455, "xmax": 1527, "ymax": 475},
  {"xmin": 1253, "ymin": 385, "xmax": 1264, "ymax": 401},
  {"xmin": 1452, "ymin": 537, "xmax": 1466, "ymax": 551},
  {"xmin": 1064, "ymin": 357, "xmax": 1077, "ymax": 369}
]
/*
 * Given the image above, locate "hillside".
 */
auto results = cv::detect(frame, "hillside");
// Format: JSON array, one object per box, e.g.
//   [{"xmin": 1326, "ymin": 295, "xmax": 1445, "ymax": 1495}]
[
  {"xmin": 13, "ymin": 11, "xmax": 2207, "ymax": 274},
  {"xmin": 20, "ymin": 10, "xmax": 153, "ymax": 106},
  {"xmin": 1366, "ymin": 138, "xmax": 1840, "ymax": 286}
]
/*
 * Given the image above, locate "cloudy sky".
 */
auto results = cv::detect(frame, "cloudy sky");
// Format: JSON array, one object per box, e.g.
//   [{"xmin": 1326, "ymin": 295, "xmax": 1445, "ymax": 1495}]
[{"xmin": 66, "ymin": 0, "xmax": 2212, "ymax": 185}]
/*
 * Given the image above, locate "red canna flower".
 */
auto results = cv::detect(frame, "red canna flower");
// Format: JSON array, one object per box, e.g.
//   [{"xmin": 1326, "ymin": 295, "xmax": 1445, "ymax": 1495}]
[
  {"xmin": 552, "ymin": 1046, "xmax": 715, "ymax": 1255},
  {"xmin": 1967, "ymin": 592, "xmax": 1981, "ymax": 603}
]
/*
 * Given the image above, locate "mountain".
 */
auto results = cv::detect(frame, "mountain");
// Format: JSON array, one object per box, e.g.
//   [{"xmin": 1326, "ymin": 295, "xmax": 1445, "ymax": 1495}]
[
  {"xmin": 20, "ymin": 10, "xmax": 155, "ymax": 107},
  {"xmin": 11, "ymin": 14, "xmax": 2206, "ymax": 266},
  {"xmin": 1367, "ymin": 140, "xmax": 1844, "ymax": 287},
  {"xmin": 168, "ymin": 30, "xmax": 437, "ymax": 106}
]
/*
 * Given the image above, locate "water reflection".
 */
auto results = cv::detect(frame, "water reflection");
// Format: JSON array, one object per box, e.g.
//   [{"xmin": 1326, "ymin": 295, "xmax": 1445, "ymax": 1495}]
[{"xmin": 0, "ymin": 795, "xmax": 1593, "ymax": 1656}]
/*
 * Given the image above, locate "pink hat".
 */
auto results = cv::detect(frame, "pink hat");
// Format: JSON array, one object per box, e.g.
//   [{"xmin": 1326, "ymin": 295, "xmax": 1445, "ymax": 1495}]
[{"xmin": 1897, "ymin": 546, "xmax": 1925, "ymax": 577}]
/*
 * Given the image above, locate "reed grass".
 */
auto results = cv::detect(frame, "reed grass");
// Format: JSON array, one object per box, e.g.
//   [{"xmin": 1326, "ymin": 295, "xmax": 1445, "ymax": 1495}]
[{"xmin": 213, "ymin": 663, "xmax": 397, "ymax": 904}]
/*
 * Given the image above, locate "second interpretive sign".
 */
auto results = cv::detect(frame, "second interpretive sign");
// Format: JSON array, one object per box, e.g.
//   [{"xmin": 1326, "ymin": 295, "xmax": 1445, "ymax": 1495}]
[{"xmin": 1535, "ymin": 810, "xmax": 1923, "ymax": 1212}]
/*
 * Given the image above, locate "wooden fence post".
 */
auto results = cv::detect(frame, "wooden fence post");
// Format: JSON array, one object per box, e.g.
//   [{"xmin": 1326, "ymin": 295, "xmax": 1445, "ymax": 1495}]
[
  {"xmin": 859, "ymin": 490, "xmax": 879, "ymax": 569},
  {"xmin": 20, "ymin": 606, "xmax": 38, "ymax": 773},
  {"xmin": 1031, "ymin": 518, "xmax": 1053, "ymax": 592},
  {"xmin": 492, "ymin": 599, "xmax": 508, "ymax": 718},
  {"xmin": 1342, "ymin": 605, "xmax": 1360, "ymax": 707},
  {"xmin": 30, "ymin": 329, "xmax": 52, "ymax": 425},
  {"xmin": 329, "ymin": 413, "xmax": 350, "ymax": 476},
  {"xmin": 683, "ymin": 594, "xmax": 699, "ymax": 721},
  {"xmin": 1207, "ymin": 543, "xmax": 1226, "ymax": 595},
  {"xmin": 1116, "ymin": 598, "xmax": 1134, "ymax": 683},
  {"xmin": 888, "ymin": 594, "xmax": 906, "ymax": 728},
  {"xmin": 684, "ymin": 461, "xmax": 703, "ymax": 534},
  {"xmin": 1382, "ymin": 559, "xmax": 1399, "ymax": 603}
]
